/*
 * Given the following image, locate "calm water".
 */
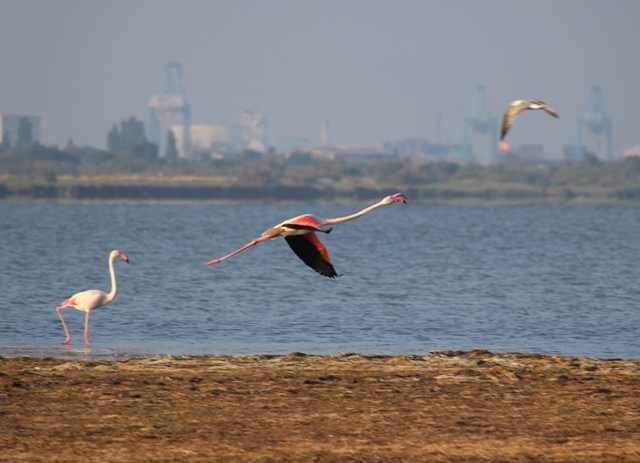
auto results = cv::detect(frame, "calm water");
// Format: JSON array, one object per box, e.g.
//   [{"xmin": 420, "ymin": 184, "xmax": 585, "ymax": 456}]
[{"xmin": 1, "ymin": 202, "xmax": 639, "ymax": 360}]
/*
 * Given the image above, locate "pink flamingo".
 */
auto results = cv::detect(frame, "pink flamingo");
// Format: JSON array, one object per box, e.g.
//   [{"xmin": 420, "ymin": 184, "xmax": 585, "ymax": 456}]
[
  {"xmin": 56, "ymin": 250, "xmax": 129, "ymax": 345},
  {"xmin": 206, "ymin": 193, "xmax": 406, "ymax": 278}
]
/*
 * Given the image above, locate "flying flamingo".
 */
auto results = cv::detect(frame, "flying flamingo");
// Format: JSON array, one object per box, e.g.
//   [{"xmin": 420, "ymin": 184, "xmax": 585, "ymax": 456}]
[
  {"xmin": 56, "ymin": 250, "xmax": 129, "ymax": 345},
  {"xmin": 205, "ymin": 193, "xmax": 407, "ymax": 278}
]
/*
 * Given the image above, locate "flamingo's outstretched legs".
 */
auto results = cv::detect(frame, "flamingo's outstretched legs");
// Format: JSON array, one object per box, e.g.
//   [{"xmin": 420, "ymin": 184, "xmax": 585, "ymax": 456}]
[
  {"xmin": 56, "ymin": 306, "xmax": 71, "ymax": 345},
  {"xmin": 206, "ymin": 233, "xmax": 279, "ymax": 266}
]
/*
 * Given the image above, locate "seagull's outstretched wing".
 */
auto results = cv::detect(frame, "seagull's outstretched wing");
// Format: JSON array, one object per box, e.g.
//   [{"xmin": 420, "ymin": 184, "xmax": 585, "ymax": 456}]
[
  {"xmin": 501, "ymin": 102, "xmax": 528, "ymax": 140},
  {"xmin": 501, "ymin": 100, "xmax": 559, "ymax": 140}
]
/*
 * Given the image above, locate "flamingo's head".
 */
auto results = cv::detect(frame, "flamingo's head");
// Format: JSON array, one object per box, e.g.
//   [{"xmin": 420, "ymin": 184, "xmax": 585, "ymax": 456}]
[
  {"xmin": 386, "ymin": 193, "xmax": 407, "ymax": 205},
  {"xmin": 112, "ymin": 250, "xmax": 130, "ymax": 263}
]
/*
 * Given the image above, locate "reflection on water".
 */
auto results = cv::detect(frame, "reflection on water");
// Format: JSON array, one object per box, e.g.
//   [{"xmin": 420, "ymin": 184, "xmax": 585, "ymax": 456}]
[
  {"xmin": 0, "ymin": 345, "xmax": 127, "ymax": 361},
  {"xmin": 1, "ymin": 202, "xmax": 640, "ymax": 360}
]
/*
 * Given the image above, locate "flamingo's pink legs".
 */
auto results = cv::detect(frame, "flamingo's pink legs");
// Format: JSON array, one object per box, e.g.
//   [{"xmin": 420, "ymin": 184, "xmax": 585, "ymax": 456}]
[
  {"xmin": 84, "ymin": 311, "xmax": 90, "ymax": 346},
  {"xmin": 206, "ymin": 233, "xmax": 280, "ymax": 266},
  {"xmin": 56, "ymin": 306, "xmax": 71, "ymax": 345}
]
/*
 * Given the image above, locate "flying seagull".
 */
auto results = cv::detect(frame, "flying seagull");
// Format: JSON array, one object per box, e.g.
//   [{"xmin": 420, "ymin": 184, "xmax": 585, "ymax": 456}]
[{"xmin": 501, "ymin": 99, "xmax": 559, "ymax": 140}]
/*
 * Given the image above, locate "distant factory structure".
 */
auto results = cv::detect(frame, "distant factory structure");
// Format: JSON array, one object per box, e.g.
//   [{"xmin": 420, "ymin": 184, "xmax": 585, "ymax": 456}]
[
  {"xmin": 383, "ymin": 139, "xmax": 463, "ymax": 165},
  {"xmin": 149, "ymin": 62, "xmax": 191, "ymax": 158},
  {"xmin": 458, "ymin": 85, "xmax": 617, "ymax": 163},
  {"xmin": 459, "ymin": 85, "xmax": 547, "ymax": 165},
  {"xmin": 278, "ymin": 120, "xmax": 462, "ymax": 165},
  {"xmin": 147, "ymin": 63, "xmax": 624, "ymax": 165},
  {"xmin": 170, "ymin": 111, "xmax": 266, "ymax": 159},
  {"xmin": 169, "ymin": 124, "xmax": 239, "ymax": 159},
  {"xmin": 239, "ymin": 111, "xmax": 267, "ymax": 154},
  {"xmin": 462, "ymin": 85, "xmax": 498, "ymax": 164},
  {"xmin": 149, "ymin": 63, "xmax": 266, "ymax": 159},
  {"xmin": 279, "ymin": 119, "xmax": 398, "ymax": 164},
  {"xmin": 571, "ymin": 85, "xmax": 613, "ymax": 161}
]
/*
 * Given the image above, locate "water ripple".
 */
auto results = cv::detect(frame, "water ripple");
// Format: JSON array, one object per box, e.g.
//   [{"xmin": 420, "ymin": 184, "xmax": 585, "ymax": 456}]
[{"xmin": 1, "ymin": 202, "xmax": 640, "ymax": 359}]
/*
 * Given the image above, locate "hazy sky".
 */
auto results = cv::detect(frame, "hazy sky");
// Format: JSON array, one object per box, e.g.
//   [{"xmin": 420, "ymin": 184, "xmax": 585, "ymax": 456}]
[{"xmin": 1, "ymin": 0, "xmax": 639, "ymax": 159}]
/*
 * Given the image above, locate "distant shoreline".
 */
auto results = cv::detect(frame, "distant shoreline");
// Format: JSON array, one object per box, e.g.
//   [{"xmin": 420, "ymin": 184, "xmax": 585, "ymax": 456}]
[{"xmin": 2, "ymin": 175, "xmax": 640, "ymax": 205}]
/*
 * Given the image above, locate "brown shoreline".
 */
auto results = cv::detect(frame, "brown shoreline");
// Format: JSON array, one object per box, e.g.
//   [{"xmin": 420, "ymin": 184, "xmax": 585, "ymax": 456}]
[{"xmin": 2, "ymin": 350, "xmax": 640, "ymax": 462}]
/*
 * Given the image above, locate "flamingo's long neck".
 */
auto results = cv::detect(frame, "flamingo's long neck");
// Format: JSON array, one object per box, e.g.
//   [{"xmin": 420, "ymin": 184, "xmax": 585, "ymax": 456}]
[
  {"xmin": 323, "ymin": 200, "xmax": 387, "ymax": 226},
  {"xmin": 106, "ymin": 254, "xmax": 118, "ymax": 304}
]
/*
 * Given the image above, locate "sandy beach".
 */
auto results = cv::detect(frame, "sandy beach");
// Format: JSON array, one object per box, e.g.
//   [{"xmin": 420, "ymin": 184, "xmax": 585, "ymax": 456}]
[{"xmin": 1, "ymin": 349, "xmax": 640, "ymax": 462}]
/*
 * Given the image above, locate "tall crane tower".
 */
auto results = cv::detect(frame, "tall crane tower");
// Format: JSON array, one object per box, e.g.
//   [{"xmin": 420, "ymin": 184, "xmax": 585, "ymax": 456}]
[
  {"xmin": 461, "ymin": 85, "xmax": 498, "ymax": 163},
  {"xmin": 576, "ymin": 86, "xmax": 612, "ymax": 160},
  {"xmin": 149, "ymin": 62, "xmax": 192, "ymax": 158}
]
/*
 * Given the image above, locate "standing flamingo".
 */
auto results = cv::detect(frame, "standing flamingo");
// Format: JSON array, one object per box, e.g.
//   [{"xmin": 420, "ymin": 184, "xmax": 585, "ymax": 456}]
[
  {"xmin": 206, "ymin": 193, "xmax": 406, "ymax": 278},
  {"xmin": 56, "ymin": 250, "xmax": 129, "ymax": 345}
]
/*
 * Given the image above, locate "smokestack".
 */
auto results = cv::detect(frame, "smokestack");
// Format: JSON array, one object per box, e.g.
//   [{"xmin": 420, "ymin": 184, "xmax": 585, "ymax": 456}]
[{"xmin": 321, "ymin": 119, "xmax": 329, "ymax": 146}]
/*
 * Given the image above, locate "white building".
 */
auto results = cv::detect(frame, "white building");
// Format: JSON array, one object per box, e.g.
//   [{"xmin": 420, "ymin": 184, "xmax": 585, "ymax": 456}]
[
  {"xmin": 169, "ymin": 111, "xmax": 268, "ymax": 159},
  {"xmin": 240, "ymin": 111, "xmax": 266, "ymax": 153},
  {"xmin": 170, "ymin": 124, "xmax": 242, "ymax": 158},
  {"xmin": 624, "ymin": 145, "xmax": 640, "ymax": 158}
]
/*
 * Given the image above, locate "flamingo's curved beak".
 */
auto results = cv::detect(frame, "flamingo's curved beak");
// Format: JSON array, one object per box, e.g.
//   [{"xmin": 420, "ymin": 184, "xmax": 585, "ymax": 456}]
[
  {"xmin": 120, "ymin": 253, "xmax": 130, "ymax": 263},
  {"xmin": 393, "ymin": 193, "xmax": 407, "ymax": 204}
]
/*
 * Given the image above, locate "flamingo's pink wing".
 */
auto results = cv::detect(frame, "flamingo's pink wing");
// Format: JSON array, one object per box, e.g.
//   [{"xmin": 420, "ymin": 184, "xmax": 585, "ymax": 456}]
[
  {"xmin": 283, "ymin": 215, "xmax": 327, "ymax": 233},
  {"xmin": 285, "ymin": 232, "xmax": 338, "ymax": 278}
]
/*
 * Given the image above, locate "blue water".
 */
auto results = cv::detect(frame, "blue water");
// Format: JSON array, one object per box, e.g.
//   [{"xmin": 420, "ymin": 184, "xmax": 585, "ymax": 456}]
[{"xmin": 1, "ymin": 202, "xmax": 639, "ymax": 360}]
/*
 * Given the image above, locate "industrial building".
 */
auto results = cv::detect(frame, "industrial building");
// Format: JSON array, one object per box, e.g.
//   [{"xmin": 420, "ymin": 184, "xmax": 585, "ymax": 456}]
[
  {"xmin": 149, "ymin": 63, "xmax": 192, "ymax": 158},
  {"xmin": 169, "ymin": 124, "xmax": 241, "ymax": 159},
  {"xmin": 146, "ymin": 62, "xmax": 623, "ymax": 165},
  {"xmin": 149, "ymin": 63, "xmax": 267, "ymax": 159}
]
